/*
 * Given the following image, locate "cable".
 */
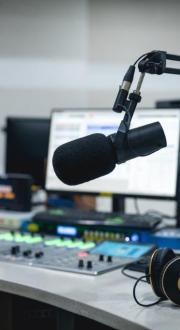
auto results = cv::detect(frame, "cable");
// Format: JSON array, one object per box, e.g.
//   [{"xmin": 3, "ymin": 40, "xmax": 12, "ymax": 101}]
[
  {"xmin": 133, "ymin": 275, "xmax": 166, "ymax": 307},
  {"xmin": 134, "ymin": 198, "xmax": 140, "ymax": 214},
  {"xmin": 133, "ymin": 51, "xmax": 153, "ymax": 66},
  {"xmin": 122, "ymin": 263, "xmax": 166, "ymax": 306},
  {"xmin": 133, "ymin": 201, "xmax": 174, "ymax": 220},
  {"xmin": 145, "ymin": 209, "xmax": 174, "ymax": 220},
  {"xmin": 121, "ymin": 263, "xmax": 147, "ymax": 282}
]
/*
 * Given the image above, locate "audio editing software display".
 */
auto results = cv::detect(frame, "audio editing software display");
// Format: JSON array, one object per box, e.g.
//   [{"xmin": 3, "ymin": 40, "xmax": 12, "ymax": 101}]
[{"xmin": 46, "ymin": 109, "xmax": 180, "ymax": 199}]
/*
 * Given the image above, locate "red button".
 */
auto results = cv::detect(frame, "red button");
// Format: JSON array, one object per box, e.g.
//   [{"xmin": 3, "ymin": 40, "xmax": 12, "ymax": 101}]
[{"xmin": 78, "ymin": 252, "xmax": 88, "ymax": 257}]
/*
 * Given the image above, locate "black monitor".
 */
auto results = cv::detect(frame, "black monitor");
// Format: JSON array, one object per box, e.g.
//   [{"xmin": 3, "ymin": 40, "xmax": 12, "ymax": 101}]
[
  {"xmin": 5, "ymin": 117, "xmax": 50, "ymax": 187},
  {"xmin": 156, "ymin": 99, "xmax": 180, "ymax": 109}
]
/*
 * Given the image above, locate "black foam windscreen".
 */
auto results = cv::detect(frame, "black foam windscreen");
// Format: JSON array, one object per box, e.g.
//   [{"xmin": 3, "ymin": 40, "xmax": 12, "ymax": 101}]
[{"xmin": 52, "ymin": 133, "xmax": 117, "ymax": 185}]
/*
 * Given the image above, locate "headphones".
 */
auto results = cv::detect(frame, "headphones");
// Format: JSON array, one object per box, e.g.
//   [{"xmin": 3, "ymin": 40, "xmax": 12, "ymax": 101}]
[
  {"xmin": 132, "ymin": 248, "xmax": 180, "ymax": 306},
  {"xmin": 146, "ymin": 248, "xmax": 180, "ymax": 305}
]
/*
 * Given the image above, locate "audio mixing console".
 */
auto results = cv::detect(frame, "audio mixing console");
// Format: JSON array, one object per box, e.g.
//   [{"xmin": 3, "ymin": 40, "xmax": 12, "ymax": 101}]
[
  {"xmin": 0, "ymin": 232, "xmax": 154, "ymax": 275},
  {"xmin": 0, "ymin": 231, "xmax": 126, "ymax": 275}
]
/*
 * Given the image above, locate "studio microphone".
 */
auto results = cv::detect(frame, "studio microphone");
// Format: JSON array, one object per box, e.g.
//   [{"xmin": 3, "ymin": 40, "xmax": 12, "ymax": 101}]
[{"xmin": 52, "ymin": 122, "xmax": 167, "ymax": 186}]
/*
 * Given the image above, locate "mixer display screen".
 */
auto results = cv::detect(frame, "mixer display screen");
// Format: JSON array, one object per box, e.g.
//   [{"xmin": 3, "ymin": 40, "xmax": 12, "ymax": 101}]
[
  {"xmin": 57, "ymin": 225, "xmax": 77, "ymax": 237},
  {"xmin": 91, "ymin": 241, "xmax": 154, "ymax": 259}
]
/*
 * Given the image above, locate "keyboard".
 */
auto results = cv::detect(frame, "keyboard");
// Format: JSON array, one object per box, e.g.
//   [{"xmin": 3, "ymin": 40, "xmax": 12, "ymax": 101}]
[{"xmin": 33, "ymin": 208, "xmax": 161, "ymax": 230}]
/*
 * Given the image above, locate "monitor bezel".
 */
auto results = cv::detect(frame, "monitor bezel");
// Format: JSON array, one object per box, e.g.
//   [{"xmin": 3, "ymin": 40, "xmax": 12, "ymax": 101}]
[{"xmin": 46, "ymin": 107, "xmax": 180, "ymax": 201}]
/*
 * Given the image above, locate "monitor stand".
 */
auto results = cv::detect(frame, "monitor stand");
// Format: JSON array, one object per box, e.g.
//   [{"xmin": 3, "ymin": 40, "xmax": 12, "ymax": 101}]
[
  {"xmin": 112, "ymin": 195, "xmax": 125, "ymax": 213},
  {"xmin": 176, "ymin": 201, "xmax": 180, "ymax": 227}
]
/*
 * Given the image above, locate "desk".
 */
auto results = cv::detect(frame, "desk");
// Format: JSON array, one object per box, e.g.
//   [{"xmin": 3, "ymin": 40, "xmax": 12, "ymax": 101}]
[{"xmin": 0, "ymin": 261, "xmax": 178, "ymax": 330}]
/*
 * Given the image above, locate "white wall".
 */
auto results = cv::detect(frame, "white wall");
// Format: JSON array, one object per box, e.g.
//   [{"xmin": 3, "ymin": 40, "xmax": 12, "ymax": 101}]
[
  {"xmin": 1, "ymin": 0, "xmax": 180, "ymax": 116},
  {"xmin": 0, "ymin": 0, "xmax": 179, "ymax": 215},
  {"xmin": 87, "ymin": 0, "xmax": 180, "ymax": 107},
  {"xmin": 0, "ymin": 0, "xmax": 89, "ymax": 170}
]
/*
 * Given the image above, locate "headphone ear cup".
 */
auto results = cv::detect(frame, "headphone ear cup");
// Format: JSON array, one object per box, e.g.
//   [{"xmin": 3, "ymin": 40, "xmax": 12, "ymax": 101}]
[
  {"xmin": 161, "ymin": 257, "xmax": 180, "ymax": 305},
  {"xmin": 149, "ymin": 248, "xmax": 175, "ymax": 298}
]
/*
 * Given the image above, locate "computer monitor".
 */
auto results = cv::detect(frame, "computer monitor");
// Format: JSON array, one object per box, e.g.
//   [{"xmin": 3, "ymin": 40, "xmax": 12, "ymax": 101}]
[
  {"xmin": 46, "ymin": 108, "xmax": 180, "ymax": 200},
  {"xmin": 156, "ymin": 99, "xmax": 180, "ymax": 109},
  {"xmin": 5, "ymin": 117, "xmax": 50, "ymax": 187}
]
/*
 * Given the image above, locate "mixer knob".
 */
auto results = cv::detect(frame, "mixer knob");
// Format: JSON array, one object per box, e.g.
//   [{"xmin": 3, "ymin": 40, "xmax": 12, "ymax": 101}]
[
  {"xmin": 87, "ymin": 260, "xmax": 93, "ymax": 269},
  {"xmin": 23, "ymin": 250, "xmax": 32, "ymax": 257},
  {"xmin": 11, "ymin": 245, "xmax": 20, "ymax": 255},
  {"xmin": 107, "ymin": 256, "xmax": 112, "ymax": 263},
  {"xmin": 99, "ymin": 254, "xmax": 104, "ymax": 261},
  {"xmin": 78, "ymin": 259, "xmax": 84, "ymax": 268},
  {"xmin": 35, "ymin": 251, "xmax": 44, "ymax": 258}
]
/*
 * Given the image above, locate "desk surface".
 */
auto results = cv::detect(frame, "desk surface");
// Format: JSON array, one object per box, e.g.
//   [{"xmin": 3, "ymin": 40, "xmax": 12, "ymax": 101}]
[{"xmin": 0, "ymin": 261, "xmax": 178, "ymax": 330}]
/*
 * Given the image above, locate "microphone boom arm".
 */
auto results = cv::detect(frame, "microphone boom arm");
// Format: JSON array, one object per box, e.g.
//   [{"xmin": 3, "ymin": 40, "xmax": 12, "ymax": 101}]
[
  {"xmin": 114, "ymin": 50, "xmax": 180, "ymax": 131},
  {"xmin": 111, "ymin": 50, "xmax": 180, "ymax": 164},
  {"xmin": 138, "ymin": 51, "xmax": 180, "ymax": 75}
]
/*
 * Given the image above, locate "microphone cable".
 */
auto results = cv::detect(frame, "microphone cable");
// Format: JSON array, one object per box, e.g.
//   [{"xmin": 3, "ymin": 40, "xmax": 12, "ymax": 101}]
[{"xmin": 133, "ymin": 51, "xmax": 154, "ymax": 66}]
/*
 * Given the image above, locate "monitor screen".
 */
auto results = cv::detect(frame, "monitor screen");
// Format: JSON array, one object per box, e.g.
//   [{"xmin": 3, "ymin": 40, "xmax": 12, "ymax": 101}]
[
  {"xmin": 5, "ymin": 117, "xmax": 50, "ymax": 187},
  {"xmin": 46, "ymin": 108, "xmax": 180, "ymax": 199}
]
